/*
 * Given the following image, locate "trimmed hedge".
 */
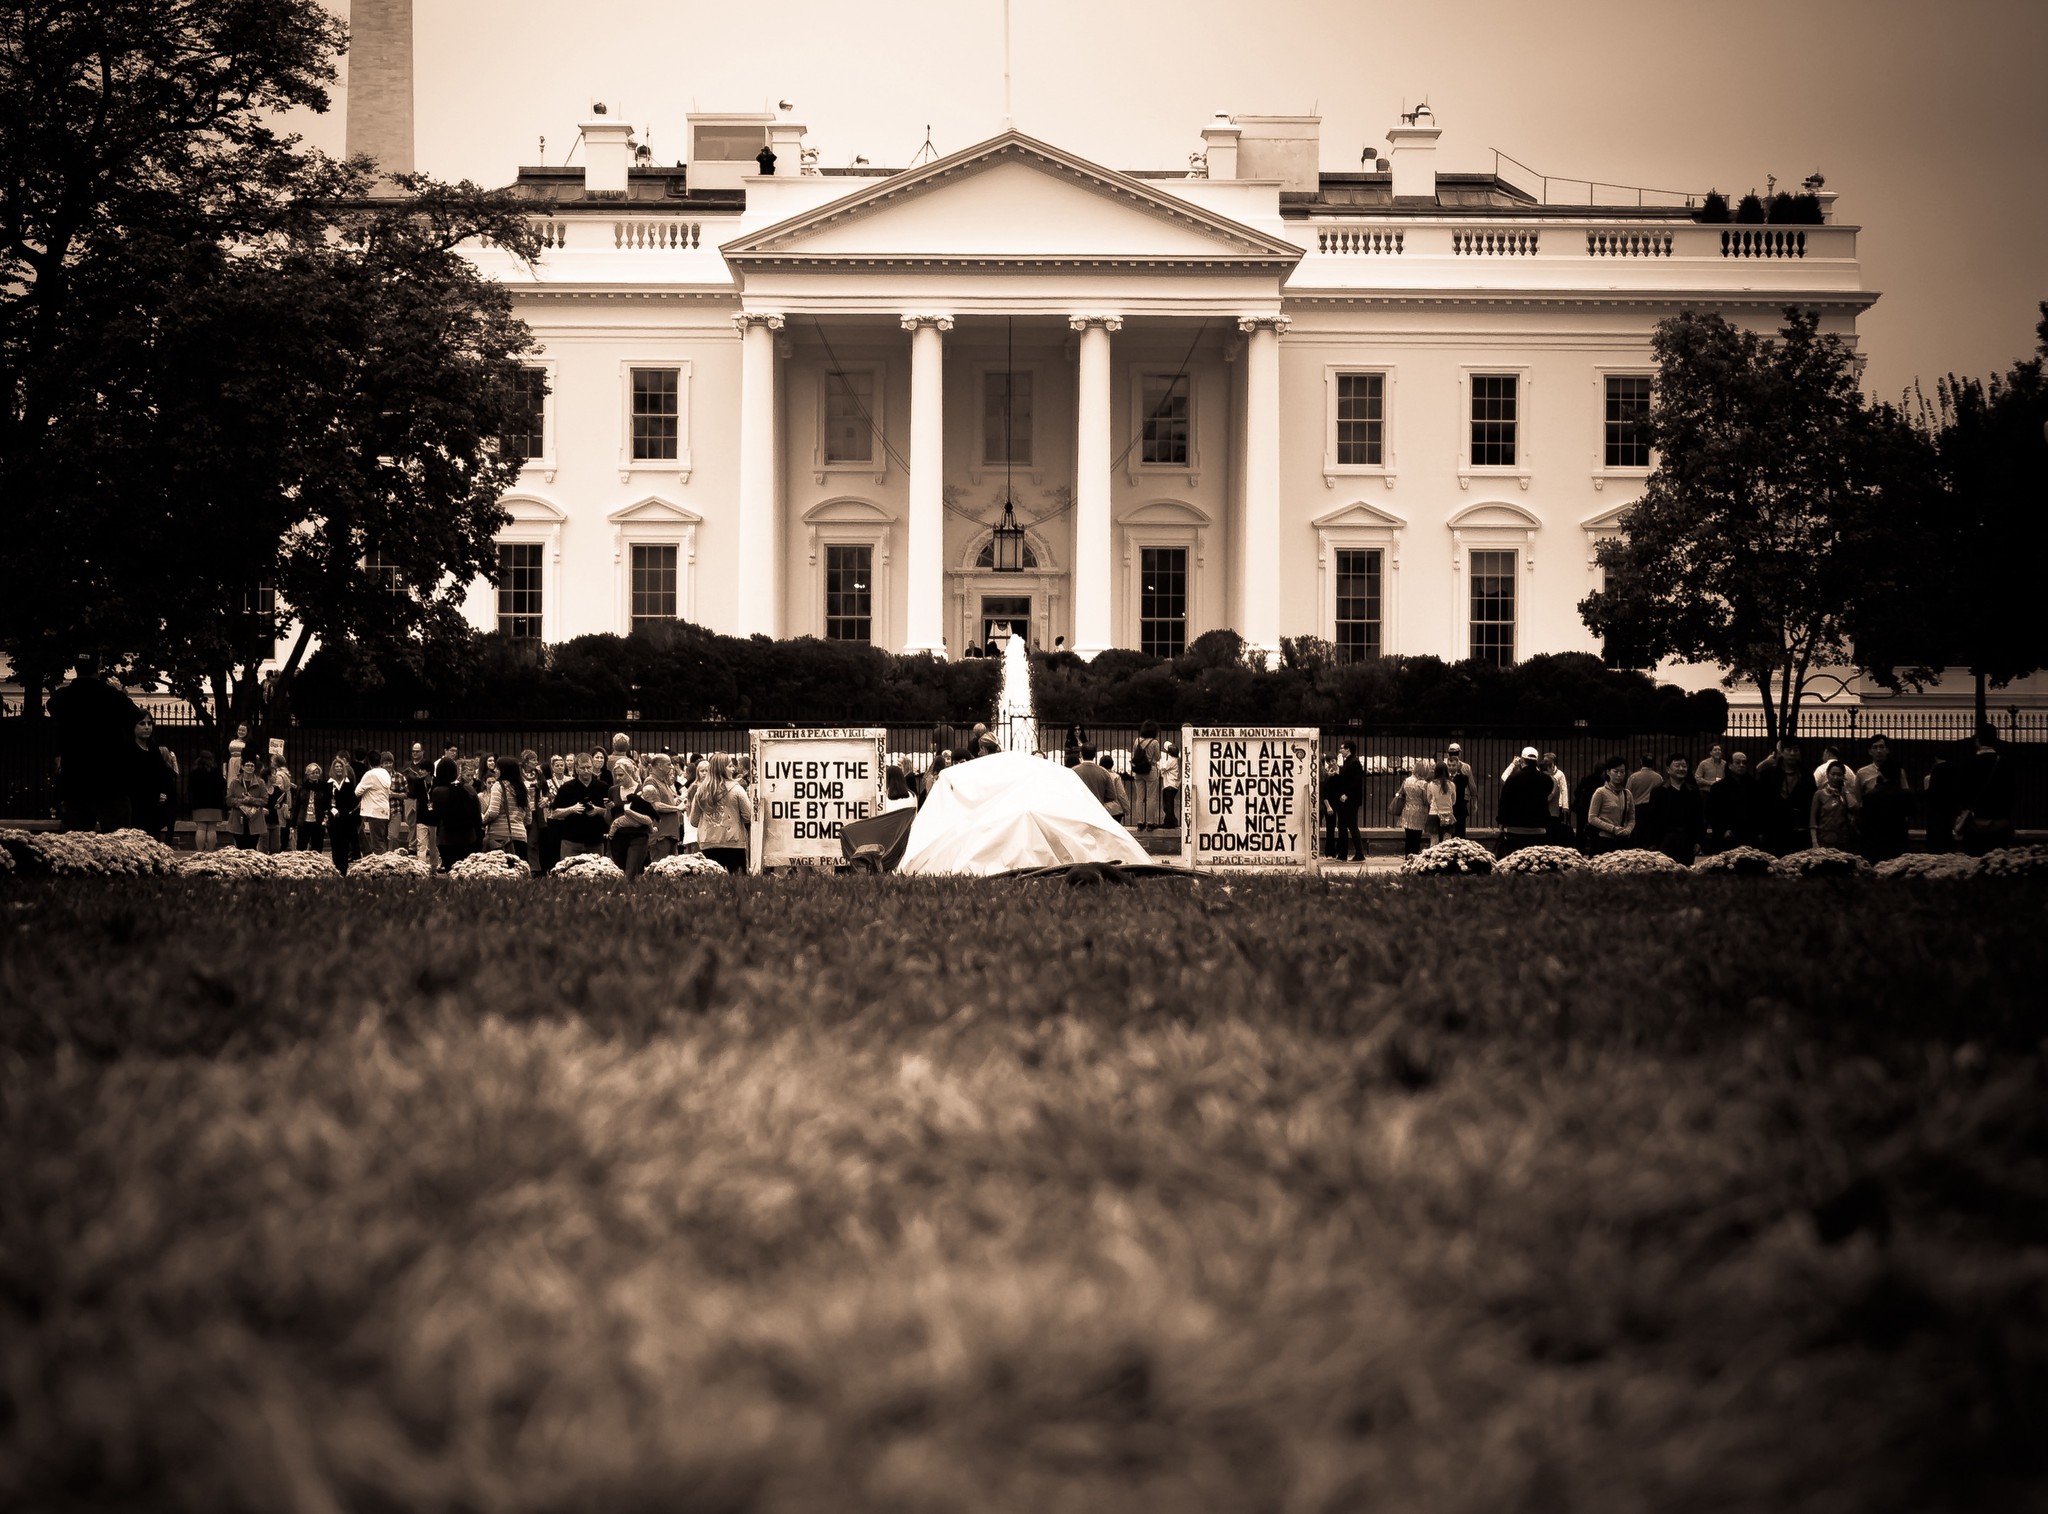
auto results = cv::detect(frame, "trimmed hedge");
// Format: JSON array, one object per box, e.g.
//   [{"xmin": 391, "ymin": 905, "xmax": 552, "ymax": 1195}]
[{"xmin": 294, "ymin": 624, "xmax": 1725, "ymax": 732}]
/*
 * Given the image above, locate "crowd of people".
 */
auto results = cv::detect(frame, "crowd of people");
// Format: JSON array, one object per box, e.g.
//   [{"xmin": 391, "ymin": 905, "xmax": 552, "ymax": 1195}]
[{"xmin": 1344, "ymin": 728, "xmax": 2020, "ymax": 864}]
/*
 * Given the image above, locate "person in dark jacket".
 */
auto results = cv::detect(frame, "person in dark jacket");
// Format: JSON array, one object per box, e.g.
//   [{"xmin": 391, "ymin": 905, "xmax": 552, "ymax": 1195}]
[
  {"xmin": 1496, "ymin": 748, "xmax": 1555, "ymax": 856},
  {"xmin": 328, "ymin": 752, "xmax": 361, "ymax": 872},
  {"xmin": 433, "ymin": 755, "xmax": 483, "ymax": 870},
  {"xmin": 126, "ymin": 714, "xmax": 181, "ymax": 842},
  {"xmin": 1954, "ymin": 725, "xmax": 2017, "ymax": 856},
  {"xmin": 1637, "ymin": 752, "xmax": 1704, "ymax": 863},
  {"xmin": 187, "ymin": 748, "xmax": 228, "ymax": 852},
  {"xmin": 1704, "ymin": 750, "xmax": 1763, "ymax": 852},
  {"xmin": 1329, "ymin": 742, "xmax": 1365, "ymax": 861},
  {"xmin": 1854, "ymin": 735, "xmax": 1914, "ymax": 863},
  {"xmin": 294, "ymin": 763, "xmax": 331, "ymax": 853},
  {"xmin": 1754, "ymin": 740, "xmax": 1815, "ymax": 856},
  {"xmin": 49, "ymin": 655, "xmax": 142, "ymax": 832}
]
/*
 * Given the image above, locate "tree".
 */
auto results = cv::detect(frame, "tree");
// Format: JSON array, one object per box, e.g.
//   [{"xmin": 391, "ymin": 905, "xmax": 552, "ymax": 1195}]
[
  {"xmin": 0, "ymin": 1, "xmax": 543, "ymax": 745},
  {"xmin": 1580, "ymin": 307, "xmax": 1925, "ymax": 743},
  {"xmin": 1860, "ymin": 303, "xmax": 2048, "ymax": 723}
]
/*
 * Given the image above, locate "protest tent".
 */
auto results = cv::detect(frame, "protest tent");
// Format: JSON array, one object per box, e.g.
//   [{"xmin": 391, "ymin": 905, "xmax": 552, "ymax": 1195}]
[{"xmin": 898, "ymin": 752, "xmax": 1152, "ymax": 876}]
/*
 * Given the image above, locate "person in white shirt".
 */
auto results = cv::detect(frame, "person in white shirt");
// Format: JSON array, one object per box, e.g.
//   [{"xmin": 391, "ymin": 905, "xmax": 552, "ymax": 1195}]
[{"xmin": 355, "ymin": 750, "xmax": 394, "ymax": 853}]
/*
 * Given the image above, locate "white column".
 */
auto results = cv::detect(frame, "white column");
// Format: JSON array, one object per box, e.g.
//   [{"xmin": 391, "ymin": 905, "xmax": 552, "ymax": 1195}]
[
  {"xmin": 901, "ymin": 314, "xmax": 953, "ymax": 656},
  {"xmin": 734, "ymin": 311, "xmax": 785, "ymax": 637},
  {"xmin": 1069, "ymin": 313, "xmax": 1121, "ymax": 659},
  {"xmin": 1237, "ymin": 315, "xmax": 1288, "ymax": 665}
]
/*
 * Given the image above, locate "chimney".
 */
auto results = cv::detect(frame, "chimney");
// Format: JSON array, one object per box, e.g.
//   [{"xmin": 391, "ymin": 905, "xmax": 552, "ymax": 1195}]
[
  {"xmin": 1385, "ymin": 102, "xmax": 1441, "ymax": 205},
  {"xmin": 581, "ymin": 106, "xmax": 634, "ymax": 198},
  {"xmin": 345, "ymin": 0, "xmax": 415, "ymax": 189},
  {"xmin": 1200, "ymin": 115, "xmax": 1241, "ymax": 179}
]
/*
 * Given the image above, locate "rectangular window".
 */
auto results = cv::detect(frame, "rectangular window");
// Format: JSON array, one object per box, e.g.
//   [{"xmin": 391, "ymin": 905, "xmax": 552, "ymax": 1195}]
[
  {"xmin": 1139, "ymin": 546, "xmax": 1188, "ymax": 658},
  {"xmin": 630, "ymin": 367, "xmax": 679, "ymax": 461},
  {"xmin": 497, "ymin": 543, "xmax": 543, "ymax": 639},
  {"xmin": 630, "ymin": 543, "xmax": 678, "ymax": 628},
  {"xmin": 982, "ymin": 370, "xmax": 1033, "ymax": 466},
  {"xmin": 1469, "ymin": 374, "xmax": 1519, "ymax": 468},
  {"xmin": 501, "ymin": 367, "xmax": 547, "ymax": 462},
  {"xmin": 824, "ymin": 544, "xmax": 873, "ymax": 643},
  {"xmin": 1604, "ymin": 373, "xmax": 1652, "ymax": 469},
  {"xmin": 1140, "ymin": 374, "xmax": 1190, "ymax": 465},
  {"xmin": 823, "ymin": 370, "xmax": 875, "ymax": 464},
  {"xmin": 364, "ymin": 550, "xmax": 402, "ymax": 594},
  {"xmin": 1469, "ymin": 549, "xmax": 1517, "ymax": 667},
  {"xmin": 1335, "ymin": 373, "xmax": 1385, "ymax": 466},
  {"xmin": 1333, "ymin": 548, "xmax": 1382, "ymax": 661}
]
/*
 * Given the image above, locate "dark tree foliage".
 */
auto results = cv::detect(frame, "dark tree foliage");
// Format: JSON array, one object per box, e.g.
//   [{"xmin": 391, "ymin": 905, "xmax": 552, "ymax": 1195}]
[
  {"xmin": 0, "ymin": 0, "xmax": 542, "ymax": 744},
  {"xmin": 1860, "ymin": 303, "xmax": 2048, "ymax": 718},
  {"xmin": 1696, "ymin": 190, "xmax": 1731, "ymax": 225},
  {"xmin": 1580, "ymin": 308, "xmax": 1924, "ymax": 742}
]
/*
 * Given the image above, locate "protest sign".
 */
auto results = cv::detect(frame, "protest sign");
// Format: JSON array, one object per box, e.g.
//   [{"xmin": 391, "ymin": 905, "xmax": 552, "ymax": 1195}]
[
  {"xmin": 747, "ymin": 728, "xmax": 887, "ymax": 872},
  {"xmin": 267, "ymin": 737, "xmax": 287, "ymax": 760},
  {"xmin": 1180, "ymin": 726, "xmax": 1320, "ymax": 872}
]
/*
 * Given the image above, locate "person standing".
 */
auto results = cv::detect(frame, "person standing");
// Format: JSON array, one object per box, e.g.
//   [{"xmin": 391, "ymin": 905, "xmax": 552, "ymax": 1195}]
[
  {"xmin": 1637, "ymin": 752, "xmax": 1704, "ymax": 863},
  {"xmin": 480, "ymin": 757, "xmax": 531, "ymax": 860},
  {"xmin": 1326, "ymin": 741, "xmax": 1363, "ymax": 861},
  {"xmin": 1496, "ymin": 747, "xmax": 1554, "ymax": 857},
  {"xmin": 1072, "ymin": 744, "xmax": 1129, "ymax": 823},
  {"xmin": 433, "ymin": 753, "xmax": 482, "ymax": 871},
  {"xmin": 1625, "ymin": 753, "xmax": 1665, "ymax": 809},
  {"xmin": 126, "ymin": 714, "xmax": 181, "ymax": 843},
  {"xmin": 355, "ymin": 751, "xmax": 394, "ymax": 854},
  {"xmin": 1539, "ymin": 752, "xmax": 1572, "ymax": 845},
  {"xmin": 644, "ymin": 754, "xmax": 686, "ymax": 860},
  {"xmin": 1159, "ymin": 739, "xmax": 1184, "ymax": 834},
  {"xmin": 1809, "ymin": 760, "xmax": 1861, "ymax": 852},
  {"xmin": 1389, "ymin": 756, "xmax": 1431, "ymax": 856},
  {"xmin": 328, "ymin": 753, "xmax": 361, "ymax": 872},
  {"xmin": 1441, "ymin": 743, "xmax": 1474, "ymax": 837},
  {"xmin": 225, "ymin": 755, "xmax": 269, "ymax": 850},
  {"xmin": 1584, "ymin": 758, "xmax": 1638, "ymax": 854},
  {"xmin": 296, "ymin": 763, "xmax": 329, "ymax": 853},
  {"xmin": 187, "ymin": 748, "xmax": 227, "ymax": 852},
  {"xmin": 1694, "ymin": 743, "xmax": 1728, "ymax": 795},
  {"xmin": 688, "ymin": 753, "xmax": 755, "ymax": 874},
  {"xmin": 1705, "ymin": 750, "xmax": 1763, "ymax": 853},
  {"xmin": 1755, "ymin": 740, "xmax": 1815, "ymax": 856},
  {"xmin": 1953, "ymin": 725, "xmax": 2017, "ymax": 856},
  {"xmin": 1854, "ymin": 735, "xmax": 1913, "ymax": 863},
  {"xmin": 265, "ymin": 758, "xmax": 295, "ymax": 853},
  {"xmin": 1127, "ymin": 721, "xmax": 1164, "ymax": 830},
  {"xmin": 47, "ymin": 655, "xmax": 142, "ymax": 832},
  {"xmin": 1423, "ymin": 760, "xmax": 1458, "ymax": 849}
]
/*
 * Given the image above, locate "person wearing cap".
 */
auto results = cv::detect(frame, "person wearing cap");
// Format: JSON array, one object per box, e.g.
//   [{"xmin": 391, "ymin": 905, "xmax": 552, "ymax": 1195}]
[
  {"xmin": 1439, "ymin": 742, "xmax": 1473, "ymax": 837},
  {"xmin": 1497, "ymin": 748, "xmax": 1554, "ymax": 856}
]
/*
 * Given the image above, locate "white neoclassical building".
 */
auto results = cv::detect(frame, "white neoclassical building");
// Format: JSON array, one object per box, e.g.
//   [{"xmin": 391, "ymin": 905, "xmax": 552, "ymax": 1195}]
[{"xmin": 451, "ymin": 100, "xmax": 1871, "ymax": 676}]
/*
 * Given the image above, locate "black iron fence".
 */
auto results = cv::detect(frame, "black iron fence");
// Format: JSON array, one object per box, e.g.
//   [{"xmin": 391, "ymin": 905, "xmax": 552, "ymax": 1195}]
[{"xmin": 6, "ymin": 708, "xmax": 2042, "ymax": 832}]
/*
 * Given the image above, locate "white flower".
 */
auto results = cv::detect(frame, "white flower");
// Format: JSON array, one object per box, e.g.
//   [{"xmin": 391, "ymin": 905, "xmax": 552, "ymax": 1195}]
[
  {"xmin": 272, "ymin": 851, "xmax": 342, "ymax": 879},
  {"xmin": 179, "ymin": 848, "xmax": 280, "ymax": 879},
  {"xmin": 1692, "ymin": 845, "xmax": 1776, "ymax": 876},
  {"xmin": 1979, "ymin": 844, "xmax": 2048, "ymax": 879},
  {"xmin": 449, "ymin": 850, "xmax": 532, "ymax": 880},
  {"xmin": 643, "ymin": 852, "xmax": 728, "ymax": 880},
  {"xmin": 348, "ymin": 850, "xmax": 432, "ymax": 880},
  {"xmin": 1494, "ymin": 844, "xmax": 1587, "ymax": 874},
  {"xmin": 1400, "ymin": 838, "xmax": 1494, "ymax": 876},
  {"xmin": 1588, "ymin": 848, "xmax": 1689, "ymax": 875},
  {"xmin": 1770, "ymin": 847, "xmax": 1872, "ymax": 878},
  {"xmin": 550, "ymin": 853, "xmax": 626, "ymax": 881}
]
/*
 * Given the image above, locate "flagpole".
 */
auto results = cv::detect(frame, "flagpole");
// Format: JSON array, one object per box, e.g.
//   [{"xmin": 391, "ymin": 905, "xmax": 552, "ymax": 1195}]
[{"xmin": 1002, "ymin": 0, "xmax": 1014, "ymax": 132}]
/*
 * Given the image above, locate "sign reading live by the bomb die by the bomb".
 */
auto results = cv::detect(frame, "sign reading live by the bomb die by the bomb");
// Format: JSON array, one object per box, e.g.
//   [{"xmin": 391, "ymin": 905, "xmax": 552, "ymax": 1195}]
[
  {"xmin": 1181, "ymin": 727, "xmax": 1320, "ymax": 872},
  {"xmin": 748, "ymin": 728, "xmax": 886, "ymax": 872}
]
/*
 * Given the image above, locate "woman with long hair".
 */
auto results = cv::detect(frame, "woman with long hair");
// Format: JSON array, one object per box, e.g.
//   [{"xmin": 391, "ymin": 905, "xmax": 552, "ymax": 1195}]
[
  {"xmin": 1424, "ymin": 760, "xmax": 1458, "ymax": 847},
  {"xmin": 226, "ymin": 754, "xmax": 269, "ymax": 851},
  {"xmin": 328, "ymin": 752, "xmax": 360, "ymax": 872},
  {"xmin": 687, "ymin": 752, "xmax": 754, "ymax": 874},
  {"xmin": 481, "ymin": 756, "xmax": 531, "ymax": 859},
  {"xmin": 188, "ymin": 747, "xmax": 226, "ymax": 852},
  {"xmin": 297, "ymin": 763, "xmax": 329, "ymax": 853}
]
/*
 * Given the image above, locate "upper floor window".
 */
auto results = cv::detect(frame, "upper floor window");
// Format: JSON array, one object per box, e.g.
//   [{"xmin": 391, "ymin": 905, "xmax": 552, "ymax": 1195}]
[
  {"xmin": 1604, "ymin": 374, "xmax": 1652, "ymax": 469},
  {"xmin": 823, "ymin": 369, "xmax": 876, "ymax": 465},
  {"xmin": 982, "ymin": 370, "xmax": 1033, "ymax": 466},
  {"xmin": 630, "ymin": 543, "xmax": 678, "ymax": 628},
  {"xmin": 630, "ymin": 367, "xmax": 679, "ymax": 460},
  {"xmin": 1140, "ymin": 374, "xmax": 1191, "ymax": 466},
  {"xmin": 497, "ymin": 543, "xmax": 543, "ymax": 640},
  {"xmin": 1335, "ymin": 373, "xmax": 1385, "ymax": 466},
  {"xmin": 1470, "ymin": 375, "xmax": 1519, "ymax": 468},
  {"xmin": 501, "ymin": 367, "xmax": 547, "ymax": 463}
]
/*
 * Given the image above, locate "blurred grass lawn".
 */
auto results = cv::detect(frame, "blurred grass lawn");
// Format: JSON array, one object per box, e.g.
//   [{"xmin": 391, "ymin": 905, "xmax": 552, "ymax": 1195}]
[{"xmin": 1, "ymin": 874, "xmax": 2044, "ymax": 1513}]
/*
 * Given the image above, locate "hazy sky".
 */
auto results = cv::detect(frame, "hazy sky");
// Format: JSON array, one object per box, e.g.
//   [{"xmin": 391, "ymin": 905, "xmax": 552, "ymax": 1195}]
[{"xmin": 299, "ymin": 0, "xmax": 2048, "ymax": 402}]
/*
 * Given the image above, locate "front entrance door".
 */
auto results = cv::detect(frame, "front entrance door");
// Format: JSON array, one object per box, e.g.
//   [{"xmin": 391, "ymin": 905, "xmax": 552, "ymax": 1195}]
[{"xmin": 979, "ymin": 595, "xmax": 1032, "ymax": 654}]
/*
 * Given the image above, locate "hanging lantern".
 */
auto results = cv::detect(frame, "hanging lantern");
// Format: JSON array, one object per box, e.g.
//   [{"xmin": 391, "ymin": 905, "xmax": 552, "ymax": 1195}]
[{"xmin": 991, "ymin": 499, "xmax": 1026, "ymax": 574}]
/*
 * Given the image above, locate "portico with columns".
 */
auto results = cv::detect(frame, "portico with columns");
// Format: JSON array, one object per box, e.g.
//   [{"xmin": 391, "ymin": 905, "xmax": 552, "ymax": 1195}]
[{"xmin": 719, "ymin": 132, "xmax": 1303, "ymax": 660}]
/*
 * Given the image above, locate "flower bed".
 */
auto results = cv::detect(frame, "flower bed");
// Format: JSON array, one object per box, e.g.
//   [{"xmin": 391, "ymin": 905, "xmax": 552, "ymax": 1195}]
[
  {"xmin": 644, "ymin": 852, "xmax": 729, "ymax": 880},
  {"xmin": 448, "ymin": 850, "xmax": 532, "ymax": 881},
  {"xmin": 1979, "ymin": 844, "xmax": 2048, "ymax": 878},
  {"xmin": 179, "ymin": 847, "xmax": 279, "ymax": 879},
  {"xmin": 1400, "ymin": 838, "xmax": 1494, "ymax": 876},
  {"xmin": 347, "ymin": 850, "xmax": 432, "ymax": 880},
  {"xmin": 272, "ymin": 851, "xmax": 342, "ymax": 880},
  {"xmin": 1770, "ymin": 847, "xmax": 1873, "ymax": 878},
  {"xmin": 2, "ymin": 828, "xmax": 180, "ymax": 878},
  {"xmin": 1692, "ymin": 845, "xmax": 1776, "ymax": 876},
  {"xmin": 1588, "ymin": 848, "xmax": 1689, "ymax": 875},
  {"xmin": 1872, "ymin": 853, "xmax": 1980, "ymax": 880},
  {"xmin": 550, "ymin": 853, "xmax": 626, "ymax": 882},
  {"xmin": 1493, "ymin": 844, "xmax": 1588, "ymax": 874}
]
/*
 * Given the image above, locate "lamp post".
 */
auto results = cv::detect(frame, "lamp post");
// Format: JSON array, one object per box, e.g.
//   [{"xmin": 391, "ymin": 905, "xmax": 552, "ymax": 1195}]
[{"xmin": 991, "ymin": 499, "xmax": 1026, "ymax": 575}]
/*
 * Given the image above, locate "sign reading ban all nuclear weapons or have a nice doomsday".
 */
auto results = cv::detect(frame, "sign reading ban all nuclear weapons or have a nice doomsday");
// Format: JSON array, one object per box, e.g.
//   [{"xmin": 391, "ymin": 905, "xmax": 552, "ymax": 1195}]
[
  {"xmin": 748, "ymin": 728, "xmax": 886, "ymax": 872},
  {"xmin": 1181, "ymin": 727, "xmax": 1321, "ymax": 872}
]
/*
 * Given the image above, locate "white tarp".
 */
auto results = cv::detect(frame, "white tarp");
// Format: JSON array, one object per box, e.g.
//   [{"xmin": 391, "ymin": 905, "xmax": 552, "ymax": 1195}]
[{"xmin": 898, "ymin": 751, "xmax": 1152, "ymax": 876}]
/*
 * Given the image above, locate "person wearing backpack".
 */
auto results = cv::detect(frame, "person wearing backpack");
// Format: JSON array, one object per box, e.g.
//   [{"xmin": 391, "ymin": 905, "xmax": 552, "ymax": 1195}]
[{"xmin": 1128, "ymin": 720, "xmax": 1163, "ymax": 830}]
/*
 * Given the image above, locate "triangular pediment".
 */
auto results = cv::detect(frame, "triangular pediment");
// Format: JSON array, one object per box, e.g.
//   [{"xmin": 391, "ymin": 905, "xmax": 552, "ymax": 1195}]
[
  {"xmin": 724, "ymin": 132, "xmax": 1302, "ymax": 267},
  {"xmin": 1580, "ymin": 503, "xmax": 1633, "ymax": 532},
  {"xmin": 1313, "ymin": 501, "xmax": 1408, "ymax": 531},
  {"xmin": 607, "ymin": 497, "xmax": 702, "ymax": 526}
]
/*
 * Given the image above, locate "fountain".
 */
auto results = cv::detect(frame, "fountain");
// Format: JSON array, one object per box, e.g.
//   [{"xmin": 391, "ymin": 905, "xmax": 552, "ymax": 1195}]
[{"xmin": 993, "ymin": 627, "xmax": 1037, "ymax": 754}]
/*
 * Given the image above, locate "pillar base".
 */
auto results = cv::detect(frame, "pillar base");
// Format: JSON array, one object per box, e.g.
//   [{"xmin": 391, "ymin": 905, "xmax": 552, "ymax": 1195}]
[
  {"xmin": 1071, "ymin": 643, "xmax": 1114, "ymax": 662},
  {"xmin": 900, "ymin": 641, "xmax": 949, "ymax": 659}
]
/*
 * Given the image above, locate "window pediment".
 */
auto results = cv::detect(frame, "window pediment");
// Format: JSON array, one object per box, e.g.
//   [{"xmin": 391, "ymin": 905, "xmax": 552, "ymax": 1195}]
[
  {"xmin": 802, "ymin": 497, "xmax": 896, "ymax": 526},
  {"xmin": 1117, "ymin": 498, "xmax": 1213, "ymax": 528},
  {"xmin": 1312, "ymin": 500, "xmax": 1407, "ymax": 533},
  {"xmin": 1448, "ymin": 500, "xmax": 1542, "ymax": 532},
  {"xmin": 607, "ymin": 497, "xmax": 703, "ymax": 527},
  {"xmin": 501, "ymin": 493, "xmax": 568, "ymax": 524}
]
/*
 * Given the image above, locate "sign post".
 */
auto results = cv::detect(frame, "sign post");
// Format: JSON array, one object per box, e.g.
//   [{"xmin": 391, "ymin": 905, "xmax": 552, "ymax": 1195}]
[
  {"xmin": 1180, "ymin": 726, "xmax": 1320, "ymax": 873},
  {"xmin": 747, "ymin": 727, "xmax": 887, "ymax": 873}
]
